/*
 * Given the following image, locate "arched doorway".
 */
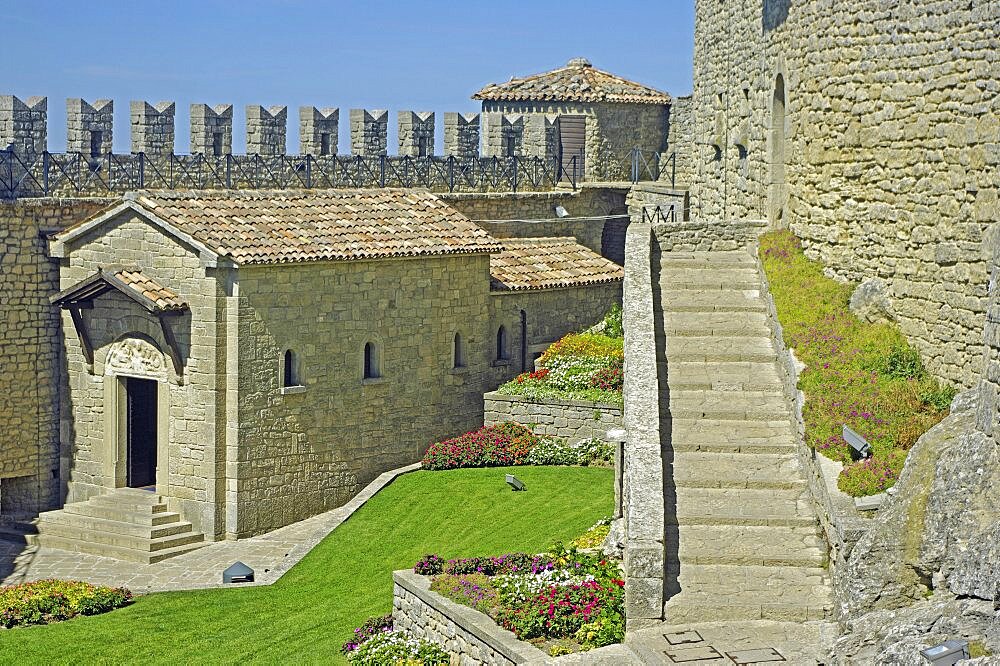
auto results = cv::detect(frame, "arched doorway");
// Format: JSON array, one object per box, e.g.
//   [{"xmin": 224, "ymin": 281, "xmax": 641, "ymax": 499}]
[{"xmin": 769, "ymin": 74, "xmax": 787, "ymax": 226}]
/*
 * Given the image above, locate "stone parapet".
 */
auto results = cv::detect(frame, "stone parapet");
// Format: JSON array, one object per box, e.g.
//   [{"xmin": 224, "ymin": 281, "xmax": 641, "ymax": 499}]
[
  {"xmin": 398, "ymin": 111, "xmax": 434, "ymax": 157},
  {"xmin": 66, "ymin": 98, "xmax": 112, "ymax": 156},
  {"xmin": 483, "ymin": 392, "xmax": 621, "ymax": 442},
  {"xmin": 350, "ymin": 109, "xmax": 388, "ymax": 156},
  {"xmin": 0, "ymin": 95, "xmax": 46, "ymax": 158},
  {"xmin": 443, "ymin": 112, "xmax": 480, "ymax": 159},
  {"xmin": 130, "ymin": 101, "xmax": 175, "ymax": 155},
  {"xmin": 299, "ymin": 107, "xmax": 338, "ymax": 156},
  {"xmin": 190, "ymin": 104, "xmax": 233, "ymax": 156},
  {"xmin": 246, "ymin": 105, "xmax": 287, "ymax": 156}
]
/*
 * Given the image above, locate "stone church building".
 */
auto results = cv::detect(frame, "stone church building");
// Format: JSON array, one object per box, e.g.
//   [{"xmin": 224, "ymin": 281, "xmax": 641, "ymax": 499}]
[{"xmin": 38, "ymin": 189, "xmax": 621, "ymax": 555}]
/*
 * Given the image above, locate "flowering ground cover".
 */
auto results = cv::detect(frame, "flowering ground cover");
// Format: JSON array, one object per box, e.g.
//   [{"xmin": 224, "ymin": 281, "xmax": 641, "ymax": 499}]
[
  {"xmin": 411, "ymin": 543, "xmax": 624, "ymax": 657},
  {"xmin": 0, "ymin": 579, "xmax": 132, "ymax": 628},
  {"xmin": 422, "ymin": 422, "xmax": 613, "ymax": 470},
  {"xmin": 760, "ymin": 231, "xmax": 955, "ymax": 496},
  {"xmin": 497, "ymin": 308, "xmax": 625, "ymax": 406},
  {"xmin": 339, "ymin": 614, "xmax": 449, "ymax": 665},
  {"xmin": 0, "ymin": 466, "xmax": 611, "ymax": 664}
]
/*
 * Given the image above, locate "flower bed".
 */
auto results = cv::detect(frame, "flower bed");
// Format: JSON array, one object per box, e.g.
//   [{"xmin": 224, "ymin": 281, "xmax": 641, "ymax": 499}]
[
  {"xmin": 0, "ymin": 579, "xmax": 132, "ymax": 629},
  {"xmin": 760, "ymin": 231, "xmax": 955, "ymax": 496},
  {"xmin": 421, "ymin": 422, "xmax": 613, "ymax": 471},
  {"xmin": 497, "ymin": 309, "xmax": 625, "ymax": 406},
  {"xmin": 341, "ymin": 614, "xmax": 449, "ymax": 665},
  {"xmin": 410, "ymin": 544, "xmax": 624, "ymax": 657}
]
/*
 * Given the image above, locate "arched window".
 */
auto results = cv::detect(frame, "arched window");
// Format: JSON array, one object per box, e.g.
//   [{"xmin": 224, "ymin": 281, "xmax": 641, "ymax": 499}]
[
  {"xmin": 453, "ymin": 332, "xmax": 466, "ymax": 368},
  {"xmin": 363, "ymin": 342, "xmax": 381, "ymax": 379},
  {"xmin": 283, "ymin": 349, "xmax": 301, "ymax": 387},
  {"xmin": 496, "ymin": 326, "xmax": 509, "ymax": 362}
]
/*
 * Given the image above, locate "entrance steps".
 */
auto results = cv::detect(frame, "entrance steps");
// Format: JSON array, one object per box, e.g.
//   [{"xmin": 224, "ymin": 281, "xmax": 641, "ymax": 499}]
[
  {"xmin": 655, "ymin": 250, "xmax": 834, "ymax": 626},
  {"xmin": 29, "ymin": 488, "xmax": 205, "ymax": 563}
]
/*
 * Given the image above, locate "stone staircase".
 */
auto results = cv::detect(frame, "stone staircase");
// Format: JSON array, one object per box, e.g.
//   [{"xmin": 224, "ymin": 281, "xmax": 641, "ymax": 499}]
[
  {"xmin": 655, "ymin": 249, "xmax": 833, "ymax": 625},
  {"xmin": 29, "ymin": 488, "xmax": 206, "ymax": 563}
]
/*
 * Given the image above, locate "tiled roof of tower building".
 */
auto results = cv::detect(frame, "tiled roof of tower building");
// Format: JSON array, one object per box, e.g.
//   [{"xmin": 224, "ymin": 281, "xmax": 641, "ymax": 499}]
[
  {"xmin": 57, "ymin": 189, "xmax": 503, "ymax": 265},
  {"xmin": 52, "ymin": 266, "xmax": 187, "ymax": 313},
  {"xmin": 473, "ymin": 58, "xmax": 671, "ymax": 106},
  {"xmin": 489, "ymin": 237, "xmax": 624, "ymax": 292}
]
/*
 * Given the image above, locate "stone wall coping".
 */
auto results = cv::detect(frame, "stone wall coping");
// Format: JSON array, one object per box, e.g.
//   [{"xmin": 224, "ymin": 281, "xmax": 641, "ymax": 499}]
[
  {"xmin": 393, "ymin": 570, "xmax": 551, "ymax": 663},
  {"xmin": 484, "ymin": 391, "xmax": 622, "ymax": 411},
  {"xmin": 628, "ymin": 182, "xmax": 688, "ymax": 196},
  {"xmin": 439, "ymin": 191, "xmax": 581, "ymax": 202}
]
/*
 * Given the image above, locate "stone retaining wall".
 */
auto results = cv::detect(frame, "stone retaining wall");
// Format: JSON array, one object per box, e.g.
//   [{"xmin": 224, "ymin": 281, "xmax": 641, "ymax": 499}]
[
  {"xmin": 483, "ymin": 392, "xmax": 622, "ymax": 442},
  {"xmin": 393, "ymin": 570, "xmax": 549, "ymax": 665}
]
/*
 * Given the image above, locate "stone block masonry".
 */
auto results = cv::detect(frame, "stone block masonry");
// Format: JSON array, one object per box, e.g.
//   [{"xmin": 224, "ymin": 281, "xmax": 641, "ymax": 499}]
[
  {"xmin": 398, "ymin": 111, "xmax": 434, "ymax": 157},
  {"xmin": 66, "ymin": 98, "xmax": 112, "ymax": 156},
  {"xmin": 483, "ymin": 392, "xmax": 622, "ymax": 442},
  {"xmin": 130, "ymin": 101, "xmax": 175, "ymax": 155},
  {"xmin": 350, "ymin": 109, "xmax": 388, "ymax": 156},
  {"xmin": 443, "ymin": 112, "xmax": 479, "ymax": 159},
  {"xmin": 246, "ymin": 105, "xmax": 287, "ymax": 156},
  {"xmin": 190, "ymin": 104, "xmax": 233, "ymax": 156},
  {"xmin": 299, "ymin": 107, "xmax": 338, "ymax": 156},
  {"xmin": 0, "ymin": 95, "xmax": 46, "ymax": 158}
]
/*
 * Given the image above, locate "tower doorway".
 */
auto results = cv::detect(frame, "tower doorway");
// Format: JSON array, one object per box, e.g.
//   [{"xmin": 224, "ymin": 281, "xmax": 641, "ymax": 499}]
[
  {"xmin": 125, "ymin": 377, "xmax": 158, "ymax": 489},
  {"xmin": 558, "ymin": 116, "xmax": 585, "ymax": 181}
]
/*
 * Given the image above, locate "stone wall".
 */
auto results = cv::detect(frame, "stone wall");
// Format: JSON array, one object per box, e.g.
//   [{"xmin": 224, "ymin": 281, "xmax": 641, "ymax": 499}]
[
  {"xmin": 0, "ymin": 198, "xmax": 110, "ymax": 516},
  {"xmin": 488, "ymin": 283, "xmax": 623, "ymax": 387},
  {"xmin": 484, "ymin": 392, "xmax": 622, "ymax": 442},
  {"xmin": 441, "ymin": 187, "xmax": 628, "ymax": 258},
  {"xmin": 691, "ymin": 0, "xmax": 999, "ymax": 388},
  {"xmin": 393, "ymin": 570, "xmax": 550, "ymax": 665},
  {"xmin": 233, "ymin": 253, "xmax": 492, "ymax": 537},
  {"xmin": 662, "ymin": 95, "xmax": 694, "ymax": 188},
  {"xmin": 629, "ymin": 184, "xmax": 766, "ymax": 251}
]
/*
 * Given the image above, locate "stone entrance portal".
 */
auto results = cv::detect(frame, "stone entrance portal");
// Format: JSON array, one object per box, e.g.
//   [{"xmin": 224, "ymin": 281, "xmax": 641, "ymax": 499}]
[{"xmin": 124, "ymin": 376, "xmax": 158, "ymax": 488}]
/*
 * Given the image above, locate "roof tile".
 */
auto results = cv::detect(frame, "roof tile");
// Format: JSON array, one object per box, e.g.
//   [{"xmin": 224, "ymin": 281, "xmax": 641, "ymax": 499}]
[{"xmin": 490, "ymin": 237, "xmax": 624, "ymax": 292}]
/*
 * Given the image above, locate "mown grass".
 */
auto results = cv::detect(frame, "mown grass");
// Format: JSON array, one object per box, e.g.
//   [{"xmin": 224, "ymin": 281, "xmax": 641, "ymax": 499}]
[
  {"xmin": 759, "ymin": 231, "xmax": 954, "ymax": 496},
  {"xmin": 0, "ymin": 466, "xmax": 612, "ymax": 665}
]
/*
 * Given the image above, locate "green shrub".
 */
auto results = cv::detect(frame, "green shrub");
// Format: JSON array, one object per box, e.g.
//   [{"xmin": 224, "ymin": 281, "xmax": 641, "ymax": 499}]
[
  {"xmin": 429, "ymin": 573, "xmax": 497, "ymax": 612},
  {"xmin": 0, "ymin": 579, "xmax": 132, "ymax": 628},
  {"xmin": 601, "ymin": 305, "xmax": 624, "ymax": 339}
]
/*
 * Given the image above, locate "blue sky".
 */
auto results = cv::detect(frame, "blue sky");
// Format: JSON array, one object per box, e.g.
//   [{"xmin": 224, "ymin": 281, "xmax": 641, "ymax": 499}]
[{"xmin": 7, "ymin": 1, "xmax": 694, "ymax": 154}]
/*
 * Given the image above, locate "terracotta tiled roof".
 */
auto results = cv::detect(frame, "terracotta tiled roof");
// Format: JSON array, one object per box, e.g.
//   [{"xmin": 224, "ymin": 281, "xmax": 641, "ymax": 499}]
[
  {"xmin": 51, "ymin": 266, "xmax": 187, "ymax": 313},
  {"xmin": 489, "ymin": 237, "xmax": 625, "ymax": 292},
  {"xmin": 123, "ymin": 189, "xmax": 502, "ymax": 265},
  {"xmin": 473, "ymin": 58, "xmax": 671, "ymax": 106}
]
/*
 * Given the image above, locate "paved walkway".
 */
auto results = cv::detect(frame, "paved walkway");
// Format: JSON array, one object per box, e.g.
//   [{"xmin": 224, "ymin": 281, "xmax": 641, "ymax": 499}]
[
  {"xmin": 0, "ymin": 463, "xmax": 419, "ymax": 593},
  {"xmin": 629, "ymin": 249, "xmax": 836, "ymax": 663}
]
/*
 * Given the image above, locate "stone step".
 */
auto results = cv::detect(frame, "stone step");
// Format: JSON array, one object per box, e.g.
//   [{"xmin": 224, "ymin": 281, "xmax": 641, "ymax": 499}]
[
  {"xmin": 37, "ymin": 510, "xmax": 194, "ymax": 539},
  {"xmin": 664, "ymin": 311, "xmax": 770, "ymax": 337},
  {"xmin": 663, "ymin": 564, "xmax": 833, "ymax": 622},
  {"xmin": 658, "ymin": 291, "xmax": 766, "ymax": 313},
  {"xmin": 32, "ymin": 533, "xmax": 206, "ymax": 564},
  {"xmin": 87, "ymin": 494, "xmax": 170, "ymax": 513},
  {"xmin": 672, "ymin": 452, "xmax": 804, "ymax": 490},
  {"xmin": 34, "ymin": 519, "xmax": 204, "ymax": 553},
  {"xmin": 671, "ymin": 418, "xmax": 797, "ymax": 454},
  {"xmin": 667, "ymin": 488, "xmax": 818, "ymax": 528},
  {"xmin": 659, "ymin": 252, "xmax": 756, "ymax": 269},
  {"xmin": 676, "ymin": 525, "xmax": 827, "ymax": 568},
  {"xmin": 657, "ymin": 267, "xmax": 760, "ymax": 290},
  {"xmin": 59, "ymin": 502, "xmax": 180, "ymax": 526},
  {"xmin": 665, "ymin": 336, "xmax": 776, "ymax": 363},
  {"xmin": 666, "ymin": 361, "xmax": 783, "ymax": 392},
  {"xmin": 669, "ymin": 390, "xmax": 788, "ymax": 421}
]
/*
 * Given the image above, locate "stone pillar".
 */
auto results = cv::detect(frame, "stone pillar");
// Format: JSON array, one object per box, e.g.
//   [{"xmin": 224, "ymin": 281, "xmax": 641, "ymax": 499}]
[
  {"xmin": 66, "ymin": 98, "xmax": 113, "ymax": 156},
  {"xmin": 0, "ymin": 95, "xmax": 47, "ymax": 159},
  {"xmin": 246, "ymin": 105, "xmax": 287, "ymax": 156},
  {"xmin": 130, "ymin": 101, "xmax": 175, "ymax": 155},
  {"xmin": 398, "ymin": 111, "xmax": 435, "ymax": 157},
  {"xmin": 190, "ymin": 104, "xmax": 233, "ymax": 156},
  {"xmin": 350, "ymin": 109, "xmax": 388, "ymax": 156},
  {"xmin": 299, "ymin": 107, "xmax": 338, "ymax": 156},
  {"xmin": 443, "ymin": 112, "xmax": 479, "ymax": 160}
]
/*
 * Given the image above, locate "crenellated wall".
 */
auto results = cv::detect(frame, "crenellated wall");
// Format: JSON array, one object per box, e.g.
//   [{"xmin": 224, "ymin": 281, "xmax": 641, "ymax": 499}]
[{"xmin": 690, "ymin": 0, "xmax": 999, "ymax": 388}]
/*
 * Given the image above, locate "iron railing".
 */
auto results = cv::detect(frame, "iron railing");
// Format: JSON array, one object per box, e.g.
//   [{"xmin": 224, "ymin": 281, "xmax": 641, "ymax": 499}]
[
  {"xmin": 0, "ymin": 147, "xmax": 670, "ymax": 200},
  {"xmin": 0, "ymin": 150, "xmax": 593, "ymax": 200}
]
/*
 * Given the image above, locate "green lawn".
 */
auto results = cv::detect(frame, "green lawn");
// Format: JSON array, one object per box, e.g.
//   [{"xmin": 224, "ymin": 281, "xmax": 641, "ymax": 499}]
[{"xmin": 0, "ymin": 466, "xmax": 612, "ymax": 665}]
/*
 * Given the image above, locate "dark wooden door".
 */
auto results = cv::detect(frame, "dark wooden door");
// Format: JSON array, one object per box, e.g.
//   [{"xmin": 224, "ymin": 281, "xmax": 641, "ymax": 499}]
[
  {"xmin": 558, "ymin": 116, "xmax": 586, "ymax": 181},
  {"xmin": 126, "ymin": 377, "xmax": 158, "ymax": 488}
]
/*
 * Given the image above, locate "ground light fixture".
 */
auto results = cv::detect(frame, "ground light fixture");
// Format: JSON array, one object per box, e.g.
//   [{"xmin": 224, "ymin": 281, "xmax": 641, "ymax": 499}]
[
  {"xmin": 223, "ymin": 561, "xmax": 255, "ymax": 584},
  {"xmin": 554, "ymin": 205, "xmax": 569, "ymax": 218},
  {"xmin": 505, "ymin": 474, "xmax": 526, "ymax": 491},
  {"xmin": 919, "ymin": 640, "xmax": 970, "ymax": 665},
  {"xmin": 842, "ymin": 424, "xmax": 873, "ymax": 460}
]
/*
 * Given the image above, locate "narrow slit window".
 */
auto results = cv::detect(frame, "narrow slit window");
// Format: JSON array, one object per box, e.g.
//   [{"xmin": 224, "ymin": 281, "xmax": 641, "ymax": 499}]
[
  {"xmin": 283, "ymin": 349, "xmax": 301, "ymax": 387},
  {"xmin": 90, "ymin": 131, "xmax": 103, "ymax": 158},
  {"xmin": 212, "ymin": 132, "xmax": 223, "ymax": 156},
  {"xmin": 453, "ymin": 332, "xmax": 466, "ymax": 368},
  {"xmin": 496, "ymin": 326, "xmax": 509, "ymax": 361},
  {"xmin": 364, "ymin": 342, "xmax": 380, "ymax": 379},
  {"xmin": 320, "ymin": 133, "xmax": 331, "ymax": 156}
]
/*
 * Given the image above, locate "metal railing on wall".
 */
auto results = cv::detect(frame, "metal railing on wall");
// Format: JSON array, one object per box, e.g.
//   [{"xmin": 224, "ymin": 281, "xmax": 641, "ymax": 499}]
[{"xmin": 0, "ymin": 150, "xmax": 595, "ymax": 200}]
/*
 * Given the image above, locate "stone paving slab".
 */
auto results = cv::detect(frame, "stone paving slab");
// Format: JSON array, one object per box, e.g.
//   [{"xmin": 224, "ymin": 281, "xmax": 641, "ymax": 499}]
[
  {"xmin": 626, "ymin": 619, "xmax": 837, "ymax": 665},
  {"xmin": 666, "ymin": 362, "xmax": 783, "ymax": 391},
  {"xmin": 672, "ymin": 452, "xmax": 804, "ymax": 490},
  {"xmin": 0, "ymin": 463, "xmax": 421, "ymax": 593}
]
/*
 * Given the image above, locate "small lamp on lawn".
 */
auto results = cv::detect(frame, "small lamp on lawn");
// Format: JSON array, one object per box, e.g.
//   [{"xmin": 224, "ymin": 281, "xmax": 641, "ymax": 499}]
[
  {"xmin": 919, "ymin": 640, "xmax": 969, "ymax": 665},
  {"xmin": 505, "ymin": 474, "xmax": 526, "ymax": 491},
  {"xmin": 843, "ymin": 424, "xmax": 872, "ymax": 461}
]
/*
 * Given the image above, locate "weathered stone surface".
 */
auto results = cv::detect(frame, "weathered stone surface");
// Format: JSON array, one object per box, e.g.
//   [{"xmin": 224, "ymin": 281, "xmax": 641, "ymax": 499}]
[
  {"xmin": 484, "ymin": 393, "xmax": 622, "ymax": 442},
  {"xmin": 947, "ymin": 521, "xmax": 1000, "ymax": 604},
  {"xmin": 602, "ymin": 517, "xmax": 625, "ymax": 558},
  {"xmin": 849, "ymin": 277, "xmax": 895, "ymax": 324}
]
